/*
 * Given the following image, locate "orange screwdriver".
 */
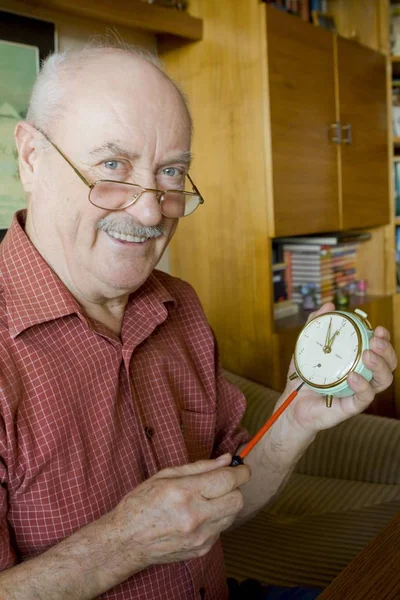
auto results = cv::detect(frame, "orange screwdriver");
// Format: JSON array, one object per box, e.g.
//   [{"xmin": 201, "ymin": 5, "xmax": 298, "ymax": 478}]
[{"xmin": 231, "ymin": 382, "xmax": 304, "ymax": 466}]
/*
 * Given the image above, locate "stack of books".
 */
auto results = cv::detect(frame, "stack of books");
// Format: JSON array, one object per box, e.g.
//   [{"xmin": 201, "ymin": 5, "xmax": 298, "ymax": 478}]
[
  {"xmin": 283, "ymin": 243, "xmax": 334, "ymax": 306},
  {"xmin": 272, "ymin": 231, "xmax": 370, "ymax": 315}
]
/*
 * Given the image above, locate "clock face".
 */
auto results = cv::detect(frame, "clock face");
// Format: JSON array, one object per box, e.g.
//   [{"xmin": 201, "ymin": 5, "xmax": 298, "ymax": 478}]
[{"xmin": 294, "ymin": 313, "xmax": 362, "ymax": 388}]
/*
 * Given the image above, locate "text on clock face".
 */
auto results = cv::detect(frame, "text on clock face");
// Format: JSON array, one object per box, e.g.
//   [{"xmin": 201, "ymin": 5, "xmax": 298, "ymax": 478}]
[{"xmin": 294, "ymin": 313, "xmax": 361, "ymax": 387}]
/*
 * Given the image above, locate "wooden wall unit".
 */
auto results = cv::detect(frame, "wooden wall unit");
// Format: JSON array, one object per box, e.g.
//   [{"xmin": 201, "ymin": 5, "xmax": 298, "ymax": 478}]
[{"xmin": 163, "ymin": 1, "xmax": 398, "ymax": 415}]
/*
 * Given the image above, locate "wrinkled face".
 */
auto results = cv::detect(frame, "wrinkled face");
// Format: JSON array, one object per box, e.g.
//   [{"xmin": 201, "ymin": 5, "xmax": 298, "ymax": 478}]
[{"xmin": 26, "ymin": 53, "xmax": 191, "ymax": 299}]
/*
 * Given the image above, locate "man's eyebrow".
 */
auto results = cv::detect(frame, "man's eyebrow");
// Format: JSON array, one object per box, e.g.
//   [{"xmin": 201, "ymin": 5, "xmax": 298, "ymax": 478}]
[
  {"xmin": 89, "ymin": 142, "xmax": 140, "ymax": 160},
  {"xmin": 159, "ymin": 151, "xmax": 193, "ymax": 167}
]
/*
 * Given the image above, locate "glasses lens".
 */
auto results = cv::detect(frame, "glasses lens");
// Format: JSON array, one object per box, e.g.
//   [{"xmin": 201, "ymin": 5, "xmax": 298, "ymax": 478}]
[
  {"xmin": 161, "ymin": 191, "xmax": 201, "ymax": 218},
  {"xmin": 90, "ymin": 181, "xmax": 142, "ymax": 210}
]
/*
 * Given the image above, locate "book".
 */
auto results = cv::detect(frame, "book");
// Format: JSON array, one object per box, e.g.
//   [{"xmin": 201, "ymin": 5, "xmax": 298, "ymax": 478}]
[{"xmin": 277, "ymin": 231, "xmax": 370, "ymax": 246}]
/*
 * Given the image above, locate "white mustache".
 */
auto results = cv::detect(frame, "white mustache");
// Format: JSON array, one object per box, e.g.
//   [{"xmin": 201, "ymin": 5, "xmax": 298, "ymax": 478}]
[{"xmin": 96, "ymin": 216, "xmax": 167, "ymax": 238}]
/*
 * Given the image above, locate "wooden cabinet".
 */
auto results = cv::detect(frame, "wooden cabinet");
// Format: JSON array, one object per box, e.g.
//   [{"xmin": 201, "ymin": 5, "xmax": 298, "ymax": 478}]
[
  {"xmin": 267, "ymin": 7, "xmax": 389, "ymax": 237},
  {"xmin": 267, "ymin": 8, "xmax": 339, "ymax": 236},
  {"xmin": 337, "ymin": 36, "xmax": 389, "ymax": 229}
]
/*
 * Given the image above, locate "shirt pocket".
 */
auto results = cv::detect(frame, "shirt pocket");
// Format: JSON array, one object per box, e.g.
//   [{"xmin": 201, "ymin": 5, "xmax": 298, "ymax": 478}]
[{"xmin": 180, "ymin": 409, "xmax": 216, "ymax": 462}]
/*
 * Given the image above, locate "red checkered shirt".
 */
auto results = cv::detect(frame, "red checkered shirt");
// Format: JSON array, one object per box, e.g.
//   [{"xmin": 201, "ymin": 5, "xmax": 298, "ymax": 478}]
[{"xmin": 0, "ymin": 211, "xmax": 248, "ymax": 599}]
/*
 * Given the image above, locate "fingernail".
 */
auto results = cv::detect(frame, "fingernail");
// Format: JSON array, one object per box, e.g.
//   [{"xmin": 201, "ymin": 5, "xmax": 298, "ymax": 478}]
[
  {"xmin": 349, "ymin": 372, "xmax": 363, "ymax": 384},
  {"xmin": 216, "ymin": 453, "xmax": 231, "ymax": 464}
]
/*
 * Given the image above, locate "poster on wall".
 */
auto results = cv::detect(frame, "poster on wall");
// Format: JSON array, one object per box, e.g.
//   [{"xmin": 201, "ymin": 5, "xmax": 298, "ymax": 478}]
[{"xmin": 0, "ymin": 10, "xmax": 55, "ymax": 240}]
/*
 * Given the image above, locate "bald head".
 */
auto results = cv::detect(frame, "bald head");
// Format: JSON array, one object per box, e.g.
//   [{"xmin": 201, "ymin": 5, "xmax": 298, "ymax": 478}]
[{"xmin": 26, "ymin": 44, "xmax": 192, "ymax": 137}]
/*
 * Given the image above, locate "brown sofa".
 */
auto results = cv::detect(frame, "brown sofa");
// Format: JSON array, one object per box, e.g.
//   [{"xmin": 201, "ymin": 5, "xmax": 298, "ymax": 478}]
[{"xmin": 221, "ymin": 371, "xmax": 400, "ymax": 589}]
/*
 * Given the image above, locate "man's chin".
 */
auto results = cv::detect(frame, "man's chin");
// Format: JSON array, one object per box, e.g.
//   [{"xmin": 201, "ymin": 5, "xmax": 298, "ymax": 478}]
[{"xmin": 101, "ymin": 270, "xmax": 152, "ymax": 295}]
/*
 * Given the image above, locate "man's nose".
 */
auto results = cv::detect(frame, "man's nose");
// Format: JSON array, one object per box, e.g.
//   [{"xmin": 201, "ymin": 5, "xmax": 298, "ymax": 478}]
[{"xmin": 124, "ymin": 188, "xmax": 163, "ymax": 227}]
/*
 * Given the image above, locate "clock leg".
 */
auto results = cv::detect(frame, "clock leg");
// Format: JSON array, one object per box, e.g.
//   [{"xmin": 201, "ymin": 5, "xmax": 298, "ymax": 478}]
[{"xmin": 325, "ymin": 394, "xmax": 333, "ymax": 408}]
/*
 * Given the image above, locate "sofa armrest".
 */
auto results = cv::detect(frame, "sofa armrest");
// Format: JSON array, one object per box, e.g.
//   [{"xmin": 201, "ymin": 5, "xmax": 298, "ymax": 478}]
[{"xmin": 223, "ymin": 370, "xmax": 400, "ymax": 486}]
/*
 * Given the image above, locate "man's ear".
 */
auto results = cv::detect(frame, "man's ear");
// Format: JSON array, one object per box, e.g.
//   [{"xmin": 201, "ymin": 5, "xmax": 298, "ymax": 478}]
[{"xmin": 14, "ymin": 122, "xmax": 40, "ymax": 193}]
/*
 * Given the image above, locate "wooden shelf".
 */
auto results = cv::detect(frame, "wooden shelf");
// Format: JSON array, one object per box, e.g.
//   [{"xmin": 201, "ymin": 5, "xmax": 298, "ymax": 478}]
[
  {"xmin": 24, "ymin": 0, "xmax": 203, "ymax": 41},
  {"xmin": 395, "ymin": 217, "xmax": 400, "ymax": 225},
  {"xmin": 274, "ymin": 295, "xmax": 390, "ymax": 334},
  {"xmin": 394, "ymin": 137, "xmax": 400, "ymax": 148}
]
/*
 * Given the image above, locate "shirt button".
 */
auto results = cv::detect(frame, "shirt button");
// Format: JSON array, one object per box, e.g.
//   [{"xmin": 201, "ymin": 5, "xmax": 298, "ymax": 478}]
[
  {"xmin": 199, "ymin": 587, "xmax": 206, "ymax": 599},
  {"xmin": 144, "ymin": 426, "xmax": 154, "ymax": 440}
]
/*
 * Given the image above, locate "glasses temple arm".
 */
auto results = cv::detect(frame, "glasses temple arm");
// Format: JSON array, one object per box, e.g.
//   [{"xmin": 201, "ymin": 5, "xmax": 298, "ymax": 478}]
[{"xmin": 39, "ymin": 129, "xmax": 92, "ymax": 189}]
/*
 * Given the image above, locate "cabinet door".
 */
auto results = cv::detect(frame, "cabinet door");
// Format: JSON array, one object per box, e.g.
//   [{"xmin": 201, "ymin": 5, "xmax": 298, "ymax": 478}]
[
  {"xmin": 267, "ymin": 7, "xmax": 340, "ymax": 237},
  {"xmin": 337, "ymin": 37, "xmax": 390, "ymax": 229}
]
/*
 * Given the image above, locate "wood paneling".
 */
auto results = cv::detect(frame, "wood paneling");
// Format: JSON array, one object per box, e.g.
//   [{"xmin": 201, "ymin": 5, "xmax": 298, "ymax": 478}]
[
  {"xmin": 0, "ymin": 0, "xmax": 202, "ymax": 40},
  {"xmin": 162, "ymin": 0, "xmax": 274, "ymax": 383},
  {"xmin": 267, "ymin": 8, "xmax": 340, "ymax": 237},
  {"xmin": 337, "ymin": 37, "xmax": 390, "ymax": 229}
]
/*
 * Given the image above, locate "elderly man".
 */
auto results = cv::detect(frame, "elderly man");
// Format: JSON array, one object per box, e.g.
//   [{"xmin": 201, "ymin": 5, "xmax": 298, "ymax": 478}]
[{"xmin": 0, "ymin": 45, "xmax": 396, "ymax": 600}]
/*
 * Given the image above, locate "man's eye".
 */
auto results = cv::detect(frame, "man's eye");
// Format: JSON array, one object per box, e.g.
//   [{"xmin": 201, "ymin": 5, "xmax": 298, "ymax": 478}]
[
  {"xmin": 104, "ymin": 160, "xmax": 120, "ymax": 170},
  {"xmin": 163, "ymin": 167, "xmax": 179, "ymax": 177}
]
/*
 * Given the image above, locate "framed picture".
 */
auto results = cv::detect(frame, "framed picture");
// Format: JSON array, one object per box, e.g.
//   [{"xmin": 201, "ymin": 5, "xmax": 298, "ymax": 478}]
[
  {"xmin": 312, "ymin": 11, "xmax": 336, "ymax": 32},
  {"xmin": 0, "ymin": 10, "xmax": 55, "ymax": 238}
]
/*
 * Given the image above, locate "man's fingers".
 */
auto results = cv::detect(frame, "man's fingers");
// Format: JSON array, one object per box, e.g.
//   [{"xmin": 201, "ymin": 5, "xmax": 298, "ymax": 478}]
[
  {"xmin": 369, "ymin": 336, "xmax": 398, "ymax": 373},
  {"xmin": 153, "ymin": 454, "xmax": 232, "ymax": 480},
  {"xmin": 199, "ymin": 465, "xmax": 251, "ymax": 500},
  {"xmin": 347, "ymin": 371, "xmax": 375, "ymax": 410},
  {"xmin": 206, "ymin": 489, "xmax": 244, "ymax": 522},
  {"xmin": 373, "ymin": 326, "xmax": 391, "ymax": 342},
  {"xmin": 362, "ymin": 349, "xmax": 394, "ymax": 393}
]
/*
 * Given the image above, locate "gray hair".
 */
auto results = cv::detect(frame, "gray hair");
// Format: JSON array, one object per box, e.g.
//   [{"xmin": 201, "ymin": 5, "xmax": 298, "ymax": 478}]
[{"xmin": 26, "ymin": 38, "xmax": 192, "ymax": 135}]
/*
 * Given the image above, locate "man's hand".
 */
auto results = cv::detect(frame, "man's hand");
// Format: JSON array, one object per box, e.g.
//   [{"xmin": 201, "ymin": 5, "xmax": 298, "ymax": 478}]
[
  {"xmin": 107, "ymin": 454, "xmax": 250, "ymax": 570},
  {"xmin": 282, "ymin": 302, "xmax": 398, "ymax": 434}
]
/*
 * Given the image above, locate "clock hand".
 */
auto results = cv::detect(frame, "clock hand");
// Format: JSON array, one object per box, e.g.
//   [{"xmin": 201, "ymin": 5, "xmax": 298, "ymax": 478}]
[
  {"xmin": 327, "ymin": 330, "xmax": 340, "ymax": 351},
  {"xmin": 323, "ymin": 318, "xmax": 332, "ymax": 353}
]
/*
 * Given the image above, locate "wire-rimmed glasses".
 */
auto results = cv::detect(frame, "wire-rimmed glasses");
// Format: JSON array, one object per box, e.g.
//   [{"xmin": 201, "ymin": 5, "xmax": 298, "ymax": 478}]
[{"xmin": 38, "ymin": 130, "xmax": 204, "ymax": 218}]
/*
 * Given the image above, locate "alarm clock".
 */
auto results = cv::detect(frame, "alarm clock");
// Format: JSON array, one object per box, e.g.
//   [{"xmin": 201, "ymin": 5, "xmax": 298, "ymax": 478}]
[{"xmin": 291, "ymin": 308, "xmax": 374, "ymax": 407}]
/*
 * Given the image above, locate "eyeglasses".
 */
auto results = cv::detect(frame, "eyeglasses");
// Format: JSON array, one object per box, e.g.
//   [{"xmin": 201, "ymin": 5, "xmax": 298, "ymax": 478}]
[{"xmin": 38, "ymin": 130, "xmax": 204, "ymax": 218}]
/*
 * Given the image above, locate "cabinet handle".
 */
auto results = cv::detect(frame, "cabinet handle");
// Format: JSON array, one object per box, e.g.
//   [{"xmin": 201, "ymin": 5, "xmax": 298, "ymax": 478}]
[
  {"xmin": 330, "ymin": 122, "xmax": 341, "ymax": 144},
  {"xmin": 342, "ymin": 123, "xmax": 352, "ymax": 144}
]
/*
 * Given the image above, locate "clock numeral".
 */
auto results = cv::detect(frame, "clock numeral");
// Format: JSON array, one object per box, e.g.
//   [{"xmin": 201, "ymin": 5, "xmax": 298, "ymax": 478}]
[
  {"xmin": 299, "ymin": 348, "xmax": 305, "ymax": 355},
  {"xmin": 341, "ymin": 319, "xmax": 347, "ymax": 327}
]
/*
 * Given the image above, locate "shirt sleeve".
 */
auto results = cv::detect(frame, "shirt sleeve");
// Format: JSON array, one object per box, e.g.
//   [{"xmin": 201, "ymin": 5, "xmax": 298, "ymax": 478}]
[
  {"xmin": 211, "ymin": 338, "xmax": 250, "ymax": 458},
  {"xmin": 0, "ymin": 342, "xmax": 19, "ymax": 570}
]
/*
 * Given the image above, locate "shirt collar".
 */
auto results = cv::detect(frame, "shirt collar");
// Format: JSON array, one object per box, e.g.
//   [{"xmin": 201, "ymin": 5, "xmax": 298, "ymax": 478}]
[{"xmin": 1, "ymin": 210, "xmax": 176, "ymax": 339}]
